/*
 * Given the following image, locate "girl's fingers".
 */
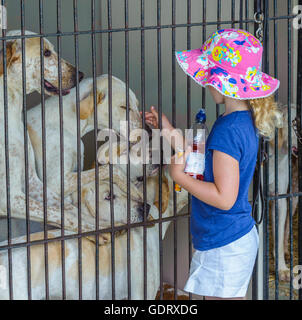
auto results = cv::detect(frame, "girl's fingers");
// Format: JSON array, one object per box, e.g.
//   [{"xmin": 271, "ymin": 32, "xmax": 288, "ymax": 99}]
[
  {"xmin": 151, "ymin": 107, "xmax": 159, "ymax": 120},
  {"xmin": 141, "ymin": 112, "xmax": 154, "ymax": 120},
  {"xmin": 140, "ymin": 107, "xmax": 159, "ymax": 128},
  {"xmin": 145, "ymin": 115, "xmax": 155, "ymax": 122}
]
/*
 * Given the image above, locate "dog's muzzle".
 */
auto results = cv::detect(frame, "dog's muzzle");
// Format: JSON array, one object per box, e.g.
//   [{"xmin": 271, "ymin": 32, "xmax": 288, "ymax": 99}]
[
  {"xmin": 137, "ymin": 202, "xmax": 151, "ymax": 217},
  {"xmin": 44, "ymin": 71, "xmax": 84, "ymax": 96}
]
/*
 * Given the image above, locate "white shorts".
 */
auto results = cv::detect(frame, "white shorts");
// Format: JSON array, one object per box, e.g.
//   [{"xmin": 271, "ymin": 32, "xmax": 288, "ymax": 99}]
[{"xmin": 184, "ymin": 225, "xmax": 259, "ymax": 298}]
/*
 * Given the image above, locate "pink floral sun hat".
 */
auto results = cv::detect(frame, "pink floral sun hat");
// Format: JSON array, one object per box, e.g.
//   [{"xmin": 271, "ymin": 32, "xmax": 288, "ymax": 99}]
[{"xmin": 175, "ymin": 28, "xmax": 280, "ymax": 100}]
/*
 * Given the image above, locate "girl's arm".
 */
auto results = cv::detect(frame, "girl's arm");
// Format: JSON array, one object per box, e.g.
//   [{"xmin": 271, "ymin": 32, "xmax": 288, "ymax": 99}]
[{"xmin": 170, "ymin": 148, "xmax": 239, "ymax": 210}]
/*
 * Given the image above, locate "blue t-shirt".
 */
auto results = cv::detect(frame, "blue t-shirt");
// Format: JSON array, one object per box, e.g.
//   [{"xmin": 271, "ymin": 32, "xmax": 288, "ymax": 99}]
[{"xmin": 191, "ymin": 110, "xmax": 259, "ymax": 251}]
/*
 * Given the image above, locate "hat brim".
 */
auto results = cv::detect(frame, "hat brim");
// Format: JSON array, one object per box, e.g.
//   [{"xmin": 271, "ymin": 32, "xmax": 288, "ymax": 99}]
[{"xmin": 175, "ymin": 49, "xmax": 280, "ymax": 100}]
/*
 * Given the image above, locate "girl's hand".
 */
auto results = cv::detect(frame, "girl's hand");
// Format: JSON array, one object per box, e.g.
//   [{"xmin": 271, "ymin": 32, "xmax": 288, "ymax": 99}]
[
  {"xmin": 169, "ymin": 146, "xmax": 191, "ymax": 184},
  {"xmin": 140, "ymin": 106, "xmax": 174, "ymax": 132}
]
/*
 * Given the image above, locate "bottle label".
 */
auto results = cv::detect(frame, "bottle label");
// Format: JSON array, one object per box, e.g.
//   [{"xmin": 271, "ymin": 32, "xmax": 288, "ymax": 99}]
[{"xmin": 184, "ymin": 152, "xmax": 205, "ymax": 175}]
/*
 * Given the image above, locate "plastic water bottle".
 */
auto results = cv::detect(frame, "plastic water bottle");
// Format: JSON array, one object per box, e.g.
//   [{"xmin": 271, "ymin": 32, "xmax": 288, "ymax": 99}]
[{"xmin": 175, "ymin": 108, "xmax": 208, "ymax": 193}]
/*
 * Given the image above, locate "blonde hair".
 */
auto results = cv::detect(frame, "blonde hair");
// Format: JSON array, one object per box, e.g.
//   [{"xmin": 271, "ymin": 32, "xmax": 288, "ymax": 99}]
[{"xmin": 247, "ymin": 94, "xmax": 283, "ymax": 140}]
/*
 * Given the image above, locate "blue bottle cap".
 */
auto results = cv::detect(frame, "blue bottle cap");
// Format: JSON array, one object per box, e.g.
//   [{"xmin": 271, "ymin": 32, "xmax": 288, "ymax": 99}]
[{"xmin": 195, "ymin": 108, "xmax": 206, "ymax": 123}]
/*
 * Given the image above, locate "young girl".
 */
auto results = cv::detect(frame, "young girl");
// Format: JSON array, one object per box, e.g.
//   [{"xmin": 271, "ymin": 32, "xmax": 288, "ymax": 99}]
[{"xmin": 143, "ymin": 28, "xmax": 283, "ymax": 300}]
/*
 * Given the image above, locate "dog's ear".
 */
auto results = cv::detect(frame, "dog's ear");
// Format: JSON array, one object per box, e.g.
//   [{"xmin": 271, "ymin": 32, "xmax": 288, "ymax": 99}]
[
  {"xmin": 278, "ymin": 127, "xmax": 285, "ymax": 150},
  {"xmin": 79, "ymin": 93, "xmax": 93, "ymax": 120},
  {"xmin": 86, "ymin": 233, "xmax": 111, "ymax": 246},
  {"xmin": 80, "ymin": 90, "xmax": 105, "ymax": 120},
  {"xmin": 154, "ymin": 172, "xmax": 170, "ymax": 213},
  {"xmin": 97, "ymin": 91, "xmax": 105, "ymax": 105},
  {"xmin": 0, "ymin": 41, "xmax": 21, "ymax": 77}
]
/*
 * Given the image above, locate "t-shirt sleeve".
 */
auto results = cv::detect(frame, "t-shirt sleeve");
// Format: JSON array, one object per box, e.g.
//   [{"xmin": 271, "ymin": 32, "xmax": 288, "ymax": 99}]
[{"xmin": 207, "ymin": 126, "xmax": 243, "ymax": 162}]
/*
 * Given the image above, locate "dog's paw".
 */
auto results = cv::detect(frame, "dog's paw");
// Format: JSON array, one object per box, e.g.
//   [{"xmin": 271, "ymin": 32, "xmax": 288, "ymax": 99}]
[{"xmin": 85, "ymin": 233, "xmax": 111, "ymax": 245}]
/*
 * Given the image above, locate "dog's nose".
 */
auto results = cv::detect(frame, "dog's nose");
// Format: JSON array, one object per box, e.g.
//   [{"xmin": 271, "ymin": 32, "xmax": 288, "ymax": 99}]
[
  {"xmin": 138, "ymin": 202, "xmax": 151, "ymax": 217},
  {"xmin": 145, "ymin": 203, "xmax": 151, "ymax": 214},
  {"xmin": 78, "ymin": 71, "xmax": 84, "ymax": 82}
]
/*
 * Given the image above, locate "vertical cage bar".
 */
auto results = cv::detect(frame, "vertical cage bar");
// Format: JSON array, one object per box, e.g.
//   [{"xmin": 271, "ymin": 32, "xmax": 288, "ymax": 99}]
[
  {"xmin": 216, "ymin": 0, "xmax": 221, "ymax": 118},
  {"xmin": 297, "ymin": 0, "xmax": 302, "ymax": 302},
  {"xmin": 254, "ymin": 0, "xmax": 265, "ymax": 301},
  {"xmin": 171, "ymin": 0, "xmax": 178, "ymax": 300},
  {"xmin": 107, "ymin": 0, "xmax": 116, "ymax": 300},
  {"xmin": 231, "ymin": 0, "xmax": 235, "ymax": 28},
  {"xmin": 140, "ymin": 0, "xmax": 148, "ymax": 301},
  {"xmin": 245, "ymin": 0, "xmax": 249, "ymax": 31},
  {"xmin": 262, "ymin": 0, "xmax": 270, "ymax": 300},
  {"xmin": 202, "ymin": 0, "xmax": 206, "ymax": 108},
  {"xmin": 186, "ymin": 0, "xmax": 192, "ymax": 301},
  {"xmin": 287, "ymin": 0, "xmax": 293, "ymax": 300},
  {"xmin": 20, "ymin": 0, "xmax": 32, "ymax": 300},
  {"xmin": 254, "ymin": 0, "xmax": 266, "ymax": 301},
  {"xmin": 239, "ymin": 0, "xmax": 243, "ymax": 29},
  {"xmin": 251, "ymin": 0, "xmax": 260, "ymax": 301},
  {"xmin": 1, "ymin": 0, "xmax": 13, "ymax": 300},
  {"xmin": 91, "ymin": 0, "xmax": 100, "ymax": 300},
  {"xmin": 38, "ymin": 0, "xmax": 50, "ymax": 300},
  {"xmin": 124, "ymin": 0, "xmax": 132, "ymax": 300},
  {"xmin": 73, "ymin": 0, "xmax": 83, "ymax": 300},
  {"xmin": 56, "ymin": 0, "xmax": 66, "ymax": 300},
  {"xmin": 273, "ymin": 0, "xmax": 279, "ymax": 300},
  {"xmin": 157, "ymin": 0, "xmax": 164, "ymax": 300}
]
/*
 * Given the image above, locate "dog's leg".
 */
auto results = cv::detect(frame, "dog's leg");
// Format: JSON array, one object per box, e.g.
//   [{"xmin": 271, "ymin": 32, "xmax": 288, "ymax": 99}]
[
  {"xmin": 63, "ymin": 165, "xmax": 126, "ymax": 198},
  {"xmin": 284, "ymin": 197, "xmax": 298, "ymax": 259},
  {"xmin": 282, "ymin": 157, "xmax": 299, "ymax": 273},
  {"xmin": 0, "ymin": 194, "xmax": 96, "ymax": 235},
  {"xmin": 284, "ymin": 209, "xmax": 290, "ymax": 259},
  {"xmin": 27, "ymin": 166, "xmax": 100, "ymax": 233},
  {"xmin": 63, "ymin": 169, "xmax": 100, "ymax": 197},
  {"xmin": 276, "ymin": 198, "xmax": 290, "ymax": 281},
  {"xmin": 271, "ymin": 194, "xmax": 291, "ymax": 281}
]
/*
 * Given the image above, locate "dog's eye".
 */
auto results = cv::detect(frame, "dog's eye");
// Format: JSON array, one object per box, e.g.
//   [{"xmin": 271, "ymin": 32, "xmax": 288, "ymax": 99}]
[
  {"xmin": 44, "ymin": 49, "xmax": 51, "ymax": 57},
  {"xmin": 105, "ymin": 193, "xmax": 115, "ymax": 201},
  {"xmin": 120, "ymin": 105, "xmax": 132, "ymax": 111}
]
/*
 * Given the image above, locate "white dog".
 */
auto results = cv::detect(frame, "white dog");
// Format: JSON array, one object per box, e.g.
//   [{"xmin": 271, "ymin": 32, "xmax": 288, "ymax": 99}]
[
  {"xmin": 27, "ymin": 74, "xmax": 143, "ymax": 198},
  {"xmin": 0, "ymin": 30, "xmax": 97, "ymax": 236},
  {"xmin": 66, "ymin": 164, "xmax": 154, "ymax": 244},
  {"xmin": 97, "ymin": 138, "xmax": 160, "ymax": 187},
  {"xmin": 0, "ymin": 166, "xmax": 188, "ymax": 299},
  {"xmin": 268, "ymin": 105, "xmax": 297, "ymax": 281}
]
